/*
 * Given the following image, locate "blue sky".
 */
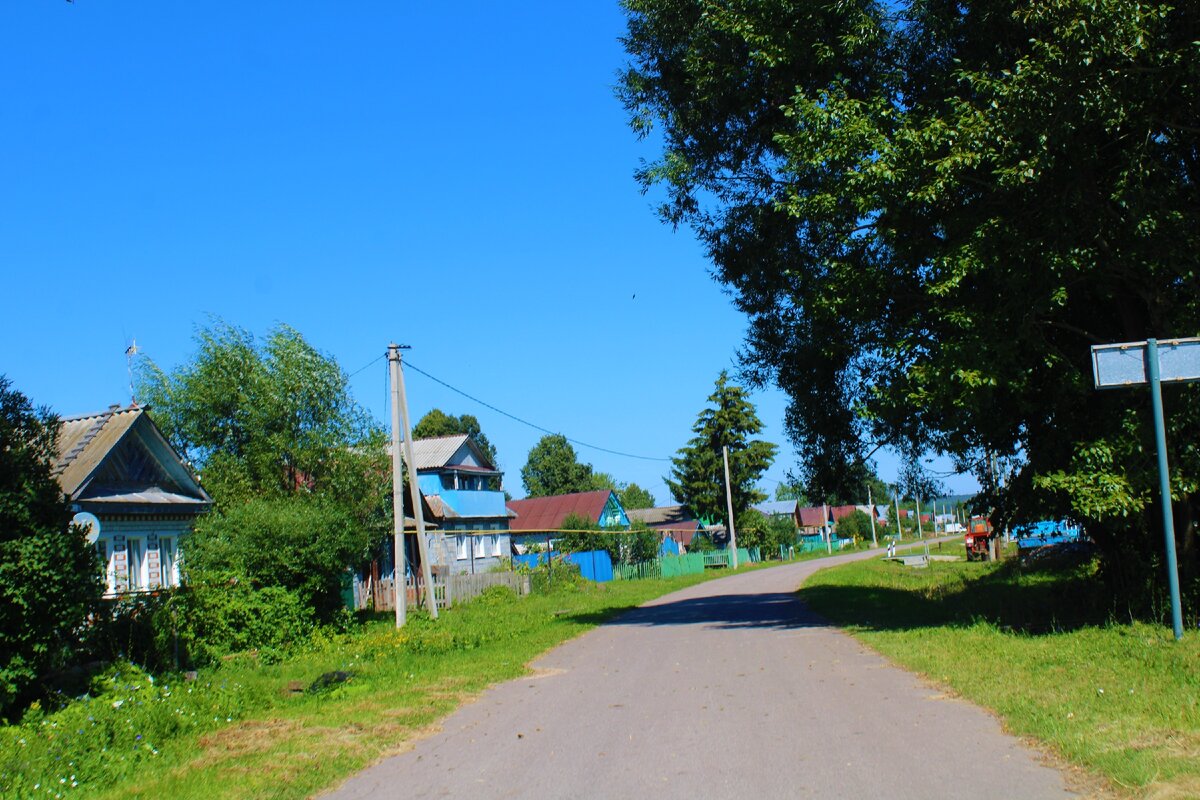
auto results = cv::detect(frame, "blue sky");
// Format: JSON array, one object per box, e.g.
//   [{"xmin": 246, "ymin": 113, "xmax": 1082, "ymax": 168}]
[{"xmin": 1, "ymin": 2, "xmax": 975, "ymax": 502}]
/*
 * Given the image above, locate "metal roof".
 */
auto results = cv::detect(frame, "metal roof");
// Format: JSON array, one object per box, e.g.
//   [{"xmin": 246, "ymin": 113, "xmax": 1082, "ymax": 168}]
[
  {"xmin": 407, "ymin": 434, "xmax": 498, "ymax": 473},
  {"xmin": 506, "ymin": 490, "xmax": 615, "ymax": 531},
  {"xmin": 752, "ymin": 500, "xmax": 798, "ymax": 517},
  {"xmin": 626, "ymin": 505, "xmax": 692, "ymax": 526},
  {"xmin": 54, "ymin": 405, "xmax": 211, "ymax": 510}
]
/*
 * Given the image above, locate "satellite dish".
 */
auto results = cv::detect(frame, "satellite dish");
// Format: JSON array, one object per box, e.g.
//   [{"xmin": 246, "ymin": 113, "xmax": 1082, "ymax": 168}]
[{"xmin": 72, "ymin": 512, "xmax": 101, "ymax": 544}]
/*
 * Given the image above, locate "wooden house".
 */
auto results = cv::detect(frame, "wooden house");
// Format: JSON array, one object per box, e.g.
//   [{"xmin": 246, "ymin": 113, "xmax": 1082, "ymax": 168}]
[{"xmin": 53, "ymin": 405, "xmax": 211, "ymax": 596}]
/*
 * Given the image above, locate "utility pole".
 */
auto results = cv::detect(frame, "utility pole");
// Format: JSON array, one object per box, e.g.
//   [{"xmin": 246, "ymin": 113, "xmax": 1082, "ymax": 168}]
[
  {"xmin": 823, "ymin": 501, "xmax": 832, "ymax": 554},
  {"xmin": 916, "ymin": 495, "xmax": 924, "ymax": 539},
  {"xmin": 894, "ymin": 489, "xmax": 902, "ymax": 540},
  {"xmin": 722, "ymin": 445, "xmax": 739, "ymax": 569},
  {"xmin": 391, "ymin": 344, "xmax": 439, "ymax": 619},
  {"xmin": 867, "ymin": 485, "xmax": 878, "ymax": 548},
  {"xmin": 387, "ymin": 345, "xmax": 408, "ymax": 628}
]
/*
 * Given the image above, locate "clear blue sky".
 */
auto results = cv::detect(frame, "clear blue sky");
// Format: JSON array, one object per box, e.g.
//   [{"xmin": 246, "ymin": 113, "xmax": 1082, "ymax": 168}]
[{"xmin": 0, "ymin": 2, "xmax": 976, "ymax": 502}]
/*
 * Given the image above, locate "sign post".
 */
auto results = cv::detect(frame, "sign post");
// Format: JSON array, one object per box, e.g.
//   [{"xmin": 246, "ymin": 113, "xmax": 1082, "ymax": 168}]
[{"xmin": 1091, "ymin": 337, "xmax": 1200, "ymax": 640}]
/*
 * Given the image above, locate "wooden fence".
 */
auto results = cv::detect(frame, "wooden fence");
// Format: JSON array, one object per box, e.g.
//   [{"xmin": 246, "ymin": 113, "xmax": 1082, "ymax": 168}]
[{"xmin": 355, "ymin": 571, "xmax": 529, "ymax": 612}]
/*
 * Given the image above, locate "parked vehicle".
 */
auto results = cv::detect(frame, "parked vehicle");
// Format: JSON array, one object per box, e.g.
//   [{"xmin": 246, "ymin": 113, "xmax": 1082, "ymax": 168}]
[{"xmin": 964, "ymin": 516, "xmax": 996, "ymax": 561}]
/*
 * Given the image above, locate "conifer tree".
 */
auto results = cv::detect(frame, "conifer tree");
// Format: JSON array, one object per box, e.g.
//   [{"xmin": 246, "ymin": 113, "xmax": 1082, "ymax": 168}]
[{"xmin": 666, "ymin": 372, "xmax": 776, "ymax": 524}]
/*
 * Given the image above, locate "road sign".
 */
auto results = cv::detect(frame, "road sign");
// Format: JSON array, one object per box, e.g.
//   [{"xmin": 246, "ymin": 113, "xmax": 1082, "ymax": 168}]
[
  {"xmin": 1092, "ymin": 337, "xmax": 1200, "ymax": 389},
  {"xmin": 1090, "ymin": 337, "xmax": 1195, "ymax": 640}
]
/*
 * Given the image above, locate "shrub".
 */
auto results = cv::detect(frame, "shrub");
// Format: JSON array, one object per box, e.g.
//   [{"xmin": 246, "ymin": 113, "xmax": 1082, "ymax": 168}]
[
  {"xmin": 185, "ymin": 496, "xmax": 374, "ymax": 620},
  {"xmin": 167, "ymin": 575, "xmax": 314, "ymax": 665}
]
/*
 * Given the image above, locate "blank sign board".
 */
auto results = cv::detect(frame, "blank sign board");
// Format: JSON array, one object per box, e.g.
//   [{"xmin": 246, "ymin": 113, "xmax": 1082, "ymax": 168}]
[{"xmin": 1092, "ymin": 338, "xmax": 1200, "ymax": 389}]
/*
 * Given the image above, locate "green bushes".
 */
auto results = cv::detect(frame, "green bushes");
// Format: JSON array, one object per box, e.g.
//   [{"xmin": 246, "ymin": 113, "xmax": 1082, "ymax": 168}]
[
  {"xmin": 168, "ymin": 577, "xmax": 315, "ymax": 665},
  {"xmin": 185, "ymin": 497, "xmax": 374, "ymax": 619}
]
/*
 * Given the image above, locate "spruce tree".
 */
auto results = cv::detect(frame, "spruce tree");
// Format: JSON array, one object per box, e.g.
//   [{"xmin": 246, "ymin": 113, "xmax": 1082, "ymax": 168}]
[{"xmin": 666, "ymin": 372, "xmax": 777, "ymax": 525}]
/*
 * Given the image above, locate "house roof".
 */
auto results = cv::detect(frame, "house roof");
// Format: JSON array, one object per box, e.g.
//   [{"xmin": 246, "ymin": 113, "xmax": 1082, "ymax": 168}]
[
  {"xmin": 626, "ymin": 505, "xmax": 692, "ymax": 526},
  {"xmin": 506, "ymin": 490, "xmax": 616, "ymax": 531},
  {"xmin": 54, "ymin": 405, "xmax": 211, "ymax": 510},
  {"xmin": 752, "ymin": 500, "xmax": 798, "ymax": 517},
  {"xmin": 797, "ymin": 506, "xmax": 827, "ymax": 527},
  {"xmin": 407, "ymin": 434, "xmax": 499, "ymax": 474}
]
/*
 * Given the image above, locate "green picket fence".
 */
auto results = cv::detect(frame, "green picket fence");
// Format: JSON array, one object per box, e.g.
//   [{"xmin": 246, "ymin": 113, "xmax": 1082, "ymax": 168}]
[{"xmin": 615, "ymin": 547, "xmax": 762, "ymax": 581}]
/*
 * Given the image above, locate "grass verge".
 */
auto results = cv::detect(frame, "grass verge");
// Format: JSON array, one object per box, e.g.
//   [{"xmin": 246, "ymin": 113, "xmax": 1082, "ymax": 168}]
[
  {"xmin": 799, "ymin": 545, "xmax": 1200, "ymax": 799},
  {"xmin": 4, "ymin": 564, "xmax": 767, "ymax": 800}
]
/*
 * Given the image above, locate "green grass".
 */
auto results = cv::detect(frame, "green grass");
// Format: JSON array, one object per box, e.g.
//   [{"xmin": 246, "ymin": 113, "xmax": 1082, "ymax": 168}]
[
  {"xmin": 2, "ymin": 565, "xmax": 767, "ymax": 800},
  {"xmin": 799, "ymin": 552, "xmax": 1200, "ymax": 798}
]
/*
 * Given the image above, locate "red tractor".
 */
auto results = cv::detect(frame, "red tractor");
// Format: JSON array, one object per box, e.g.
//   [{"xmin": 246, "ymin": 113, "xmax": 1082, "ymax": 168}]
[{"xmin": 963, "ymin": 516, "xmax": 996, "ymax": 561}]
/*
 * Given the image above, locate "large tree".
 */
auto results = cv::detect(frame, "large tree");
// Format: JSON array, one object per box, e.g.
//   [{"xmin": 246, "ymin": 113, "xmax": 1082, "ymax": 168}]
[
  {"xmin": 138, "ymin": 321, "xmax": 384, "ymax": 514},
  {"xmin": 667, "ymin": 372, "xmax": 777, "ymax": 524},
  {"xmin": 622, "ymin": 0, "xmax": 1200, "ymax": 611},
  {"xmin": 138, "ymin": 322, "xmax": 386, "ymax": 619},
  {"xmin": 0, "ymin": 378, "xmax": 102, "ymax": 717},
  {"xmin": 521, "ymin": 434, "xmax": 596, "ymax": 497}
]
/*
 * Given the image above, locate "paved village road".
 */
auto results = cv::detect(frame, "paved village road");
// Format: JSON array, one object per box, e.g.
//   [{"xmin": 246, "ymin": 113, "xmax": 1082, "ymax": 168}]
[{"xmin": 324, "ymin": 546, "xmax": 1077, "ymax": 800}]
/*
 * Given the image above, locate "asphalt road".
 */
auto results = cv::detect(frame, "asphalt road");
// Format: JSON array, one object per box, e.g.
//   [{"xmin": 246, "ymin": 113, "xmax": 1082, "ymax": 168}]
[{"xmin": 324, "ymin": 547, "xmax": 1077, "ymax": 799}]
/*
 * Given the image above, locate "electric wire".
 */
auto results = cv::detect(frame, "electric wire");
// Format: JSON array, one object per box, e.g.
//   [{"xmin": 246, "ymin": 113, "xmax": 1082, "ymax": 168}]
[{"xmin": 403, "ymin": 359, "xmax": 672, "ymax": 463}]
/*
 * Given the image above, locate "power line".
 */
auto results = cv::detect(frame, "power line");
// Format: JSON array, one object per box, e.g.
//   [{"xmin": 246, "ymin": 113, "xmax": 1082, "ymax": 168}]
[
  {"xmin": 404, "ymin": 359, "xmax": 672, "ymax": 463},
  {"xmin": 346, "ymin": 352, "xmax": 386, "ymax": 379}
]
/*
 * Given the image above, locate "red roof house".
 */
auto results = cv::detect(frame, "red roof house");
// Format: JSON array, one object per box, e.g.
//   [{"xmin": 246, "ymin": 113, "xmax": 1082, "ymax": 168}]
[{"xmin": 506, "ymin": 490, "xmax": 629, "ymax": 532}]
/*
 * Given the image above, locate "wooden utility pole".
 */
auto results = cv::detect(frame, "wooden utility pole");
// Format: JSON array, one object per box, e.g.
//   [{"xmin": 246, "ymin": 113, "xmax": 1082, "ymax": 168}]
[
  {"xmin": 387, "ymin": 345, "xmax": 408, "ymax": 628},
  {"xmin": 867, "ymin": 485, "xmax": 878, "ymax": 547},
  {"xmin": 722, "ymin": 445, "xmax": 739, "ymax": 569},
  {"xmin": 915, "ymin": 495, "xmax": 924, "ymax": 539},
  {"xmin": 392, "ymin": 344, "xmax": 439, "ymax": 618}
]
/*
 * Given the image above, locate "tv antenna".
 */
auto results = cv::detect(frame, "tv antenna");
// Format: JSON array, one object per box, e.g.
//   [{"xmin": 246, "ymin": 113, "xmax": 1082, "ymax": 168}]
[{"xmin": 125, "ymin": 339, "xmax": 139, "ymax": 406}]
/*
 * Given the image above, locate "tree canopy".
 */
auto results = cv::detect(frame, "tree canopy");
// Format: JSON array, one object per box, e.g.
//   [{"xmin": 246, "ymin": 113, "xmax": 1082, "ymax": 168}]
[
  {"xmin": 138, "ymin": 322, "xmax": 386, "ymax": 620},
  {"xmin": 138, "ymin": 321, "xmax": 384, "ymax": 513},
  {"xmin": 666, "ymin": 372, "xmax": 777, "ymax": 524},
  {"xmin": 521, "ymin": 434, "xmax": 596, "ymax": 497},
  {"xmin": 622, "ymin": 0, "xmax": 1200, "ymax": 610},
  {"xmin": 0, "ymin": 378, "xmax": 102, "ymax": 717}
]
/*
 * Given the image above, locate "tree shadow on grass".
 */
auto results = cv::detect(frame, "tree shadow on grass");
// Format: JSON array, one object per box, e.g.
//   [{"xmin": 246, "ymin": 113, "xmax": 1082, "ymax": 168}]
[
  {"xmin": 799, "ymin": 557, "xmax": 1116, "ymax": 636},
  {"xmin": 566, "ymin": 550, "xmax": 1115, "ymax": 636}
]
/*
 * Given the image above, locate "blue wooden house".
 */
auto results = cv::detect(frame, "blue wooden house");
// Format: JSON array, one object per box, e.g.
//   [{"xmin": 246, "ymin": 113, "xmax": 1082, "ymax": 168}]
[{"xmin": 409, "ymin": 434, "xmax": 512, "ymax": 574}]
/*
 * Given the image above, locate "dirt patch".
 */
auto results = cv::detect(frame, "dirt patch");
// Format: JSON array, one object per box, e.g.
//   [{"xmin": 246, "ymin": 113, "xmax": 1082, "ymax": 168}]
[{"xmin": 197, "ymin": 718, "xmax": 303, "ymax": 759}]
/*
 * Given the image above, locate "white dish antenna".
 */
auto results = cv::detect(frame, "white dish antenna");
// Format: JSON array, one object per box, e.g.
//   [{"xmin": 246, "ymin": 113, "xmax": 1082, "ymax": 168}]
[{"xmin": 72, "ymin": 512, "xmax": 101, "ymax": 544}]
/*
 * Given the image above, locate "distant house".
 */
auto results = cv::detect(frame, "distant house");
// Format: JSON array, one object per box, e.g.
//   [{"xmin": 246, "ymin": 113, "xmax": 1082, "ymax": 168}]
[
  {"xmin": 53, "ymin": 405, "xmax": 211, "ymax": 596},
  {"xmin": 409, "ymin": 434, "xmax": 512, "ymax": 574},
  {"xmin": 626, "ymin": 504, "xmax": 709, "ymax": 551},
  {"xmin": 506, "ymin": 489, "xmax": 629, "ymax": 551},
  {"xmin": 797, "ymin": 506, "xmax": 829, "ymax": 536}
]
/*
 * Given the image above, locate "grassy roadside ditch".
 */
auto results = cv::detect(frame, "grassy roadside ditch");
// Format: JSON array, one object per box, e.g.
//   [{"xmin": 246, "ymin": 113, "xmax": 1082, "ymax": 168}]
[
  {"xmin": 799, "ymin": 544, "xmax": 1200, "ymax": 799},
  {"xmin": 4, "ymin": 559, "xmax": 783, "ymax": 800}
]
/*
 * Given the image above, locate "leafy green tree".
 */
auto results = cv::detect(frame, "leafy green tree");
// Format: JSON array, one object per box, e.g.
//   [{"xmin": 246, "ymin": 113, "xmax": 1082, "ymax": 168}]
[
  {"xmin": 138, "ymin": 322, "xmax": 387, "ymax": 623},
  {"xmin": 0, "ymin": 378, "xmax": 102, "ymax": 716},
  {"xmin": 588, "ymin": 472, "xmax": 656, "ymax": 510},
  {"xmin": 667, "ymin": 372, "xmax": 777, "ymax": 525},
  {"xmin": 414, "ymin": 409, "xmax": 499, "ymax": 469},
  {"xmin": 557, "ymin": 514, "xmax": 658, "ymax": 565},
  {"xmin": 621, "ymin": 0, "xmax": 1200, "ymax": 611},
  {"xmin": 138, "ymin": 321, "xmax": 385, "ymax": 511},
  {"xmin": 619, "ymin": 482, "xmax": 656, "ymax": 510},
  {"xmin": 835, "ymin": 510, "xmax": 874, "ymax": 544},
  {"xmin": 521, "ymin": 434, "xmax": 595, "ymax": 497},
  {"xmin": 774, "ymin": 482, "xmax": 808, "ymax": 504},
  {"xmin": 897, "ymin": 458, "xmax": 947, "ymax": 504}
]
